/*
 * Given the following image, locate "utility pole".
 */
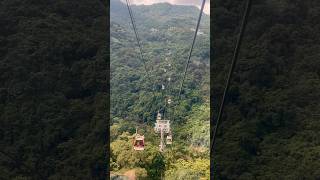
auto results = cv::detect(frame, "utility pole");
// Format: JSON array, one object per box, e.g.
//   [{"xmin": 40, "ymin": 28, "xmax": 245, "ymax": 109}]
[
  {"xmin": 160, "ymin": 126, "xmax": 165, "ymax": 152},
  {"xmin": 155, "ymin": 112, "xmax": 170, "ymax": 152}
]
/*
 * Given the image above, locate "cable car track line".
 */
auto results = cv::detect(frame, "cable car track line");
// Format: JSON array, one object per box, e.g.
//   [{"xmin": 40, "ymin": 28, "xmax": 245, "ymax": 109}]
[
  {"xmin": 210, "ymin": 0, "xmax": 252, "ymax": 161},
  {"xmin": 125, "ymin": 0, "xmax": 155, "ymax": 96},
  {"xmin": 177, "ymin": 0, "xmax": 206, "ymax": 99},
  {"xmin": 170, "ymin": 0, "xmax": 206, "ymax": 126},
  {"xmin": 125, "ymin": 0, "xmax": 207, "ymax": 152}
]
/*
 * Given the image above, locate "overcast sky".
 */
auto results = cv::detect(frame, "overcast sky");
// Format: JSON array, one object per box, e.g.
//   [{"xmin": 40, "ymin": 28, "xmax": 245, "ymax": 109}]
[{"xmin": 126, "ymin": 0, "xmax": 210, "ymax": 15}]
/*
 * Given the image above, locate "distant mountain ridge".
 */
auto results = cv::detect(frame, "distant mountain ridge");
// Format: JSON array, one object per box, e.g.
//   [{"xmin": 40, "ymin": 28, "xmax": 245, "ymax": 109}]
[{"xmin": 110, "ymin": 0, "xmax": 209, "ymax": 30}]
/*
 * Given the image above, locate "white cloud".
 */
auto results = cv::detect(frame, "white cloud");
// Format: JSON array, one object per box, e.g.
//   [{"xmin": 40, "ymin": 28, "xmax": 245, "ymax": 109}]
[{"xmin": 124, "ymin": 0, "xmax": 210, "ymax": 14}]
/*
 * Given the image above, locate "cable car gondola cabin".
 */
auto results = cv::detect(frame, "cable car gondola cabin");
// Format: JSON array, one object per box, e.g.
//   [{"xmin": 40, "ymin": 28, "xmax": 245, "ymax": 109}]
[{"xmin": 133, "ymin": 134, "xmax": 145, "ymax": 151}]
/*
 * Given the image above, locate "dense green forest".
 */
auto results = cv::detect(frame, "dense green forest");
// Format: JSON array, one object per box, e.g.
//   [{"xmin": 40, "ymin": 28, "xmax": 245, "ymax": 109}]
[
  {"xmin": 212, "ymin": 0, "xmax": 320, "ymax": 179},
  {"xmin": 110, "ymin": 0, "xmax": 210, "ymax": 179},
  {"xmin": 0, "ymin": 0, "xmax": 107, "ymax": 179},
  {"xmin": 2, "ymin": 0, "xmax": 319, "ymax": 179}
]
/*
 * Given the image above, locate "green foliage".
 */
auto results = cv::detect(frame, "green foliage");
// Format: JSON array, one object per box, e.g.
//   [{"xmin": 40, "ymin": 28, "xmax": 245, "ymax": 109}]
[
  {"xmin": 165, "ymin": 159, "xmax": 210, "ymax": 180},
  {"xmin": 110, "ymin": 0, "xmax": 210, "ymax": 179},
  {"xmin": 147, "ymin": 153, "xmax": 166, "ymax": 179},
  {"xmin": 111, "ymin": 132, "xmax": 138, "ymax": 169},
  {"xmin": 110, "ymin": 0, "xmax": 210, "ymax": 122},
  {"xmin": 0, "ymin": 0, "xmax": 107, "ymax": 179},
  {"xmin": 212, "ymin": 0, "xmax": 320, "ymax": 179},
  {"xmin": 135, "ymin": 168, "xmax": 148, "ymax": 179},
  {"xmin": 185, "ymin": 104, "xmax": 210, "ymax": 148}
]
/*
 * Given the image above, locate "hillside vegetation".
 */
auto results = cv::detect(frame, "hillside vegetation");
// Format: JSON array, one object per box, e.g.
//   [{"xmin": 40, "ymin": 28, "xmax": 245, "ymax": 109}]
[
  {"xmin": 212, "ymin": 0, "xmax": 320, "ymax": 179},
  {"xmin": 110, "ymin": 0, "xmax": 210, "ymax": 179},
  {"xmin": 0, "ymin": 0, "xmax": 107, "ymax": 179}
]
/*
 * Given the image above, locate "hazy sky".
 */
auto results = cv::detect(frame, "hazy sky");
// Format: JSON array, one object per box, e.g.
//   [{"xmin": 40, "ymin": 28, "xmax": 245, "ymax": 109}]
[{"xmin": 127, "ymin": 0, "xmax": 210, "ymax": 15}]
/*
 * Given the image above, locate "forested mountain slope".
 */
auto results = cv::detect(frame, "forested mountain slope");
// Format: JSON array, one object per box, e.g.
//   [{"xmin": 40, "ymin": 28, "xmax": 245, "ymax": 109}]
[
  {"xmin": 212, "ymin": 0, "xmax": 320, "ymax": 179},
  {"xmin": 110, "ymin": 0, "xmax": 210, "ymax": 179},
  {"xmin": 111, "ymin": 0, "xmax": 209, "ymax": 122},
  {"xmin": 0, "ymin": 0, "xmax": 107, "ymax": 179}
]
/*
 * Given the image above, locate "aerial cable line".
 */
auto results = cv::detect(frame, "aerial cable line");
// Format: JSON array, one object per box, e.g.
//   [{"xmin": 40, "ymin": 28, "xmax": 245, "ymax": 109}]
[
  {"xmin": 125, "ymin": 0, "xmax": 159, "ymax": 128},
  {"xmin": 170, "ymin": 0, "xmax": 206, "ymax": 124},
  {"xmin": 162, "ymin": 60, "xmax": 172, "ymax": 119},
  {"xmin": 125, "ymin": 0, "xmax": 155, "ymax": 97},
  {"xmin": 158, "ymin": 34, "xmax": 174, "ymax": 120},
  {"xmin": 177, "ymin": 0, "xmax": 206, "ymax": 99},
  {"xmin": 211, "ymin": 0, "xmax": 252, "ymax": 160},
  {"xmin": 125, "ymin": 0, "xmax": 205, "ymax": 128}
]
